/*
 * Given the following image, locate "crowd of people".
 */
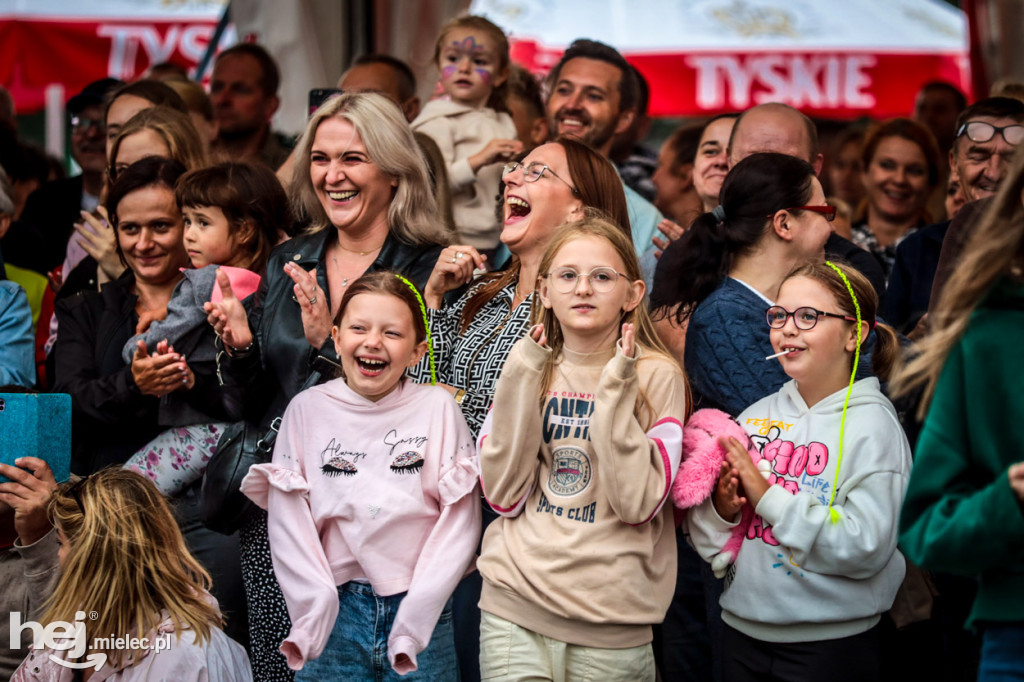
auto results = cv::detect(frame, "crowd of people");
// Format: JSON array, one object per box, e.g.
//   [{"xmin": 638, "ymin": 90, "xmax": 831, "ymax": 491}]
[{"xmin": 0, "ymin": 12, "xmax": 1022, "ymax": 682}]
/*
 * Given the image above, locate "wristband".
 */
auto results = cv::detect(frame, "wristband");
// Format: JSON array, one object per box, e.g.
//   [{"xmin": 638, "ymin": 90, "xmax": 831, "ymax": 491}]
[{"xmin": 454, "ymin": 388, "xmax": 467, "ymax": 405}]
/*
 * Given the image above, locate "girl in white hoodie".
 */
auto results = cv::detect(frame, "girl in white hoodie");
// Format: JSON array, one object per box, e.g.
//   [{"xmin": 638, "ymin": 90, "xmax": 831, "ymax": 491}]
[
  {"xmin": 689, "ymin": 260, "xmax": 911, "ymax": 682},
  {"xmin": 412, "ymin": 15, "xmax": 520, "ymax": 256}
]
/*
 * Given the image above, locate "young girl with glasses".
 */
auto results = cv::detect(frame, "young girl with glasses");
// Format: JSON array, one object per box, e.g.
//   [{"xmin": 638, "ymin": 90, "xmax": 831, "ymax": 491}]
[
  {"xmin": 688, "ymin": 260, "xmax": 908, "ymax": 682},
  {"xmin": 240, "ymin": 272, "xmax": 480, "ymax": 681},
  {"xmin": 412, "ymin": 14, "xmax": 521, "ymax": 259},
  {"xmin": 477, "ymin": 216, "xmax": 687, "ymax": 681}
]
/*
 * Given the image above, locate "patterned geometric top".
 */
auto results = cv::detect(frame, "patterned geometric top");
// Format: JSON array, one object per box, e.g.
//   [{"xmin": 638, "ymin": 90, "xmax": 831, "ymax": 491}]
[
  {"xmin": 850, "ymin": 222, "xmax": 918, "ymax": 282},
  {"xmin": 408, "ymin": 278, "xmax": 534, "ymax": 439}
]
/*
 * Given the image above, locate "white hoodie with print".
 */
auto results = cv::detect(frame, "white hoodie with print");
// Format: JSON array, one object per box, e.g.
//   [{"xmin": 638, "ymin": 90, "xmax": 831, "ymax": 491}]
[{"xmin": 688, "ymin": 377, "xmax": 911, "ymax": 643}]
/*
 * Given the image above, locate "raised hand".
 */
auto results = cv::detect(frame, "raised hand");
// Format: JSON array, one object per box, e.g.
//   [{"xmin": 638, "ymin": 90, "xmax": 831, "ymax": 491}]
[
  {"xmin": 75, "ymin": 206, "xmax": 125, "ymax": 280},
  {"xmin": 719, "ymin": 436, "xmax": 770, "ymax": 508},
  {"xmin": 423, "ymin": 245, "xmax": 487, "ymax": 308},
  {"xmin": 285, "ymin": 262, "xmax": 332, "ymax": 349},
  {"xmin": 0, "ymin": 457, "xmax": 58, "ymax": 545},
  {"xmin": 652, "ymin": 218, "xmax": 685, "ymax": 259},
  {"xmin": 529, "ymin": 323, "xmax": 548, "ymax": 348},
  {"xmin": 620, "ymin": 322, "xmax": 636, "ymax": 358},
  {"xmin": 204, "ymin": 267, "xmax": 254, "ymax": 352},
  {"xmin": 712, "ymin": 460, "xmax": 746, "ymax": 520},
  {"xmin": 469, "ymin": 138, "xmax": 524, "ymax": 172}
]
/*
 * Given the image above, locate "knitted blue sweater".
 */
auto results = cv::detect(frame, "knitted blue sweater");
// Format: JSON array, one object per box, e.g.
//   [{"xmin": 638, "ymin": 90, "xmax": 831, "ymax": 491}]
[{"xmin": 684, "ymin": 277, "xmax": 786, "ymax": 416}]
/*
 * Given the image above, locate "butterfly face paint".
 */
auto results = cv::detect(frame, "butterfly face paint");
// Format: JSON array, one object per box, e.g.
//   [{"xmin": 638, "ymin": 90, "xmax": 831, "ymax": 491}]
[{"xmin": 438, "ymin": 27, "xmax": 506, "ymax": 108}]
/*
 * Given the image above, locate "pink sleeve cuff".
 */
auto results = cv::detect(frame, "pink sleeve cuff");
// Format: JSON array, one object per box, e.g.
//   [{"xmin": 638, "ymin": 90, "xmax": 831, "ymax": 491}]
[
  {"xmin": 388, "ymin": 634, "xmax": 420, "ymax": 674},
  {"xmin": 240, "ymin": 464, "xmax": 310, "ymax": 510}
]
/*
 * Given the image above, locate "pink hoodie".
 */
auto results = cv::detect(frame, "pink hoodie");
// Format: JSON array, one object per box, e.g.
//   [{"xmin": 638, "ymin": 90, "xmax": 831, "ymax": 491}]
[{"xmin": 242, "ymin": 378, "xmax": 480, "ymax": 674}]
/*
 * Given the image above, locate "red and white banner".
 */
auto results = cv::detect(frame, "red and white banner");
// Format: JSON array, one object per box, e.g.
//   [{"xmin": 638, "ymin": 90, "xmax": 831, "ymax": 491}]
[
  {"xmin": 477, "ymin": 0, "xmax": 972, "ymax": 120},
  {"xmin": 0, "ymin": 1, "xmax": 228, "ymax": 114}
]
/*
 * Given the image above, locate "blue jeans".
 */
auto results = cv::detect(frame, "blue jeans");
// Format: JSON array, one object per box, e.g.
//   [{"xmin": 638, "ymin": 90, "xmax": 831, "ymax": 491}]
[
  {"xmin": 295, "ymin": 582, "xmax": 458, "ymax": 682},
  {"xmin": 979, "ymin": 623, "xmax": 1024, "ymax": 682}
]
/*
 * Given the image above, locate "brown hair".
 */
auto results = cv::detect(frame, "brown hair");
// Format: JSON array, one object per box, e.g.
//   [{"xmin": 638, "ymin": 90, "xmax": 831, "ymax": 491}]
[
  {"xmin": 531, "ymin": 214, "xmax": 687, "ymax": 423},
  {"xmin": 891, "ymin": 145, "xmax": 1024, "ymax": 418},
  {"xmin": 176, "ymin": 162, "xmax": 290, "ymax": 274},
  {"xmin": 783, "ymin": 260, "xmax": 900, "ymax": 382},
  {"xmin": 433, "ymin": 14, "xmax": 510, "ymax": 113},
  {"xmin": 331, "ymin": 271, "xmax": 430, "ymax": 381},
  {"xmin": 861, "ymin": 117, "xmax": 942, "ymax": 189},
  {"xmin": 44, "ymin": 469, "xmax": 222, "ymax": 668},
  {"xmin": 458, "ymin": 137, "xmax": 630, "ymax": 332}
]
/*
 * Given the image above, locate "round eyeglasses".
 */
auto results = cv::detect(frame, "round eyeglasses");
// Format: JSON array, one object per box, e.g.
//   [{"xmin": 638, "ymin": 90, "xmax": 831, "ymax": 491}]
[
  {"xmin": 956, "ymin": 120, "xmax": 1024, "ymax": 146},
  {"xmin": 545, "ymin": 266, "xmax": 627, "ymax": 293},
  {"xmin": 766, "ymin": 305, "xmax": 856, "ymax": 330},
  {"xmin": 502, "ymin": 161, "xmax": 579, "ymax": 195}
]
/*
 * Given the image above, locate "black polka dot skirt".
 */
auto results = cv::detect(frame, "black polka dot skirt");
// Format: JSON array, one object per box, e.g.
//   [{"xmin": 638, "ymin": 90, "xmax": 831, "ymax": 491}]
[{"xmin": 240, "ymin": 508, "xmax": 296, "ymax": 682}]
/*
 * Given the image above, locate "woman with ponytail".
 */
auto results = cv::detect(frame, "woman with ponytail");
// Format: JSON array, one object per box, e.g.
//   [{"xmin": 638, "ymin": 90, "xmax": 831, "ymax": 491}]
[{"xmin": 651, "ymin": 152, "xmax": 833, "ymax": 416}]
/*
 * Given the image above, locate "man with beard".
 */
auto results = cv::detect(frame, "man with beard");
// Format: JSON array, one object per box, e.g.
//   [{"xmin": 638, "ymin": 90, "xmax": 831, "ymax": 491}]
[
  {"xmin": 15, "ymin": 78, "xmax": 121, "ymax": 272},
  {"xmin": 544, "ymin": 39, "xmax": 664, "ymax": 259},
  {"xmin": 209, "ymin": 43, "xmax": 292, "ymax": 169}
]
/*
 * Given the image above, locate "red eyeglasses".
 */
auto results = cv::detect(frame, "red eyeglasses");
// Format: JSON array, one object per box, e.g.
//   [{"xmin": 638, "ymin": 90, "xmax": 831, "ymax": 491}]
[{"xmin": 784, "ymin": 205, "xmax": 837, "ymax": 222}]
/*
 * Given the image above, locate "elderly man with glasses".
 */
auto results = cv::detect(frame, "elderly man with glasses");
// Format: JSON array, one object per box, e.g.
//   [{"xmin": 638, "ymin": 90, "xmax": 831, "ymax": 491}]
[{"xmin": 884, "ymin": 96, "xmax": 1024, "ymax": 333}]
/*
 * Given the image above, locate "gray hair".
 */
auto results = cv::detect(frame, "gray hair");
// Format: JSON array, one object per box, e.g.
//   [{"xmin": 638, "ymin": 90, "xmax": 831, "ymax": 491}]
[{"xmin": 290, "ymin": 91, "xmax": 451, "ymax": 247}]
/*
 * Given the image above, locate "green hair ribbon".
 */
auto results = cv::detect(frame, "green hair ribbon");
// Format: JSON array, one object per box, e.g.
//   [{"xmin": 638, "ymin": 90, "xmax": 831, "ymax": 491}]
[
  {"xmin": 394, "ymin": 274, "xmax": 437, "ymax": 385},
  {"xmin": 824, "ymin": 260, "xmax": 861, "ymax": 524}
]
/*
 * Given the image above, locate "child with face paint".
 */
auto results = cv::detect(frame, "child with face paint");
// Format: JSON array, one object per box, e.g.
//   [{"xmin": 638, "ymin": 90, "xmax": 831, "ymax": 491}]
[{"xmin": 412, "ymin": 15, "xmax": 521, "ymax": 261}]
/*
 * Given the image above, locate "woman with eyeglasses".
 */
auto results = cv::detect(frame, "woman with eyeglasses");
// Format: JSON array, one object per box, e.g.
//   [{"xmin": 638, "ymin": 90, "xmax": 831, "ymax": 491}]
[
  {"xmin": 851, "ymin": 118, "xmax": 942, "ymax": 280},
  {"xmin": 651, "ymin": 152, "xmax": 834, "ymax": 417},
  {"xmin": 411, "ymin": 136, "xmax": 629, "ymax": 682}
]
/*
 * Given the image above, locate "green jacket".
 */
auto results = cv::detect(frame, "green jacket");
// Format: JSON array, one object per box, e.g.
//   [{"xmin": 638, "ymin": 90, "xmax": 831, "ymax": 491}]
[{"xmin": 899, "ymin": 279, "xmax": 1024, "ymax": 626}]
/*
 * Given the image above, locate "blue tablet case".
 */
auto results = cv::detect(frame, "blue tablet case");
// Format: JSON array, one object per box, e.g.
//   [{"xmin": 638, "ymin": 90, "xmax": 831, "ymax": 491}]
[{"xmin": 0, "ymin": 393, "xmax": 72, "ymax": 484}]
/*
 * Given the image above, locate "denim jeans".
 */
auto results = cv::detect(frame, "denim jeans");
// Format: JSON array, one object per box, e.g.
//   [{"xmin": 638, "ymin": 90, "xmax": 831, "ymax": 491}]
[
  {"xmin": 979, "ymin": 623, "xmax": 1024, "ymax": 682},
  {"xmin": 295, "ymin": 582, "xmax": 458, "ymax": 682}
]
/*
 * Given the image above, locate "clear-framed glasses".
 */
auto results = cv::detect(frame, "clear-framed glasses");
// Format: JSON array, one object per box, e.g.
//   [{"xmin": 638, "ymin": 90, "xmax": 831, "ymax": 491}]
[
  {"xmin": 956, "ymin": 120, "xmax": 1024, "ymax": 146},
  {"xmin": 766, "ymin": 305, "xmax": 856, "ymax": 330},
  {"xmin": 783, "ymin": 205, "xmax": 837, "ymax": 222},
  {"xmin": 545, "ymin": 266, "xmax": 628, "ymax": 293},
  {"xmin": 502, "ymin": 161, "xmax": 580, "ymax": 195},
  {"xmin": 70, "ymin": 115, "xmax": 105, "ymax": 134}
]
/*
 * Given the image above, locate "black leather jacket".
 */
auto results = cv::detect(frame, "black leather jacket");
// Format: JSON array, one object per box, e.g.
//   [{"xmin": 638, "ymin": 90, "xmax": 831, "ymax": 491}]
[{"xmin": 227, "ymin": 229, "xmax": 443, "ymax": 424}]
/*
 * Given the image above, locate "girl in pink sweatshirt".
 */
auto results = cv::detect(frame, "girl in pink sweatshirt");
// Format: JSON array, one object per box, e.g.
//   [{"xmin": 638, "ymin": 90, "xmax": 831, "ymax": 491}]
[{"xmin": 241, "ymin": 272, "xmax": 480, "ymax": 680}]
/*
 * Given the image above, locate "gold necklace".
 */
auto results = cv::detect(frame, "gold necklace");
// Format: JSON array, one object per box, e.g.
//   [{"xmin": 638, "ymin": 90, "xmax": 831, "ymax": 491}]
[
  {"xmin": 336, "ymin": 241, "xmax": 385, "ymax": 257},
  {"xmin": 331, "ymin": 241, "xmax": 382, "ymax": 287}
]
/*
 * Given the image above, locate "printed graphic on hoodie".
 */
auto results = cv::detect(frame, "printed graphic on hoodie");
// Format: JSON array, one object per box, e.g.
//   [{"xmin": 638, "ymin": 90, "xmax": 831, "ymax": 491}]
[{"xmin": 744, "ymin": 420, "xmax": 831, "ymax": 548}]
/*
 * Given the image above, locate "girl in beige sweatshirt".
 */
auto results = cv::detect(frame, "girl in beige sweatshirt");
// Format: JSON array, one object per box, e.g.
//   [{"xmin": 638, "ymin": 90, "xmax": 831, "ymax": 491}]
[{"xmin": 477, "ymin": 217, "xmax": 688, "ymax": 681}]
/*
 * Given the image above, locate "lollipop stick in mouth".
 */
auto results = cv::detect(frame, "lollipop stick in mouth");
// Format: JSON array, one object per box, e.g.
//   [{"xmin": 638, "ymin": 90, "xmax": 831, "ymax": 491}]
[{"xmin": 765, "ymin": 349, "xmax": 794, "ymax": 360}]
